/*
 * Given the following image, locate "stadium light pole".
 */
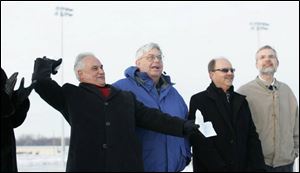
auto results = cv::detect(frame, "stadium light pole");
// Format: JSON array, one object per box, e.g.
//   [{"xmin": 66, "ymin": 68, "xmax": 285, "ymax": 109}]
[
  {"xmin": 55, "ymin": 6, "xmax": 73, "ymax": 167},
  {"xmin": 250, "ymin": 22, "xmax": 269, "ymax": 48}
]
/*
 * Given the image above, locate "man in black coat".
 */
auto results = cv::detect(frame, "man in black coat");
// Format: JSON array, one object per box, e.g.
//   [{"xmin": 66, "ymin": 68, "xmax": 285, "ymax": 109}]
[
  {"xmin": 188, "ymin": 58, "xmax": 265, "ymax": 171},
  {"xmin": 31, "ymin": 53, "xmax": 198, "ymax": 172},
  {"xmin": 1, "ymin": 68, "xmax": 34, "ymax": 172}
]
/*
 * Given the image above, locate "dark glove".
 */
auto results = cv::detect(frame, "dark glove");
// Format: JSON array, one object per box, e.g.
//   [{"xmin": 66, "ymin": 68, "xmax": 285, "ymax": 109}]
[
  {"xmin": 32, "ymin": 56, "xmax": 62, "ymax": 81},
  {"xmin": 4, "ymin": 72, "xmax": 18, "ymax": 99},
  {"xmin": 183, "ymin": 120, "xmax": 200, "ymax": 137},
  {"xmin": 13, "ymin": 77, "xmax": 34, "ymax": 106},
  {"xmin": 50, "ymin": 57, "xmax": 62, "ymax": 75}
]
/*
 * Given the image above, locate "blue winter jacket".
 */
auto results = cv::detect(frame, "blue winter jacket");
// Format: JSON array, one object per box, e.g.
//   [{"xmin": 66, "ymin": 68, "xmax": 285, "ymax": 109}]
[{"xmin": 113, "ymin": 66, "xmax": 191, "ymax": 172}]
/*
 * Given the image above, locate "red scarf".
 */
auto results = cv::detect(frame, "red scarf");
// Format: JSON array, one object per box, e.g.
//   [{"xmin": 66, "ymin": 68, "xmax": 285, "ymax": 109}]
[{"xmin": 96, "ymin": 86, "xmax": 110, "ymax": 98}]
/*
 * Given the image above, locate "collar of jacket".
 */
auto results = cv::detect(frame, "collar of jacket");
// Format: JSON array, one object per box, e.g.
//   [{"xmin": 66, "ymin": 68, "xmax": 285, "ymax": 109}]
[
  {"xmin": 206, "ymin": 82, "xmax": 245, "ymax": 130},
  {"xmin": 208, "ymin": 82, "xmax": 234, "ymax": 96},
  {"xmin": 255, "ymin": 76, "xmax": 279, "ymax": 91},
  {"xmin": 79, "ymin": 82, "xmax": 120, "ymax": 101},
  {"xmin": 125, "ymin": 66, "xmax": 174, "ymax": 92}
]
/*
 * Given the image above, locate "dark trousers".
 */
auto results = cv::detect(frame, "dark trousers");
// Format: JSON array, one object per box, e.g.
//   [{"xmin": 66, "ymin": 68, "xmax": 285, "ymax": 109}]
[{"xmin": 265, "ymin": 162, "xmax": 294, "ymax": 172}]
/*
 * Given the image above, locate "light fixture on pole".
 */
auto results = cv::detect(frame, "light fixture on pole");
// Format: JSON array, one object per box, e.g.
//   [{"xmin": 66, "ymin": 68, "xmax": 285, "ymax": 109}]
[
  {"xmin": 55, "ymin": 6, "xmax": 73, "ymax": 167},
  {"xmin": 250, "ymin": 22, "xmax": 269, "ymax": 48}
]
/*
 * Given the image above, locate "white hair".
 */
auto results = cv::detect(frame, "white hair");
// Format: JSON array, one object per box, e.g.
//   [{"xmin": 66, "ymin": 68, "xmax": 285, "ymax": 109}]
[
  {"xmin": 135, "ymin": 42, "xmax": 162, "ymax": 60},
  {"xmin": 74, "ymin": 52, "xmax": 95, "ymax": 80}
]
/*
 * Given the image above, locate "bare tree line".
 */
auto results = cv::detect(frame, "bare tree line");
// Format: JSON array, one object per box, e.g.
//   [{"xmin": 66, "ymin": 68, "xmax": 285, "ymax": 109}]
[{"xmin": 16, "ymin": 135, "xmax": 70, "ymax": 146}]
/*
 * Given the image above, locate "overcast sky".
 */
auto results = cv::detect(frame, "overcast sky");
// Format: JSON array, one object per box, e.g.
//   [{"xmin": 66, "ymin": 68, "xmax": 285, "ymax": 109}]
[{"xmin": 1, "ymin": 1, "xmax": 299, "ymax": 139}]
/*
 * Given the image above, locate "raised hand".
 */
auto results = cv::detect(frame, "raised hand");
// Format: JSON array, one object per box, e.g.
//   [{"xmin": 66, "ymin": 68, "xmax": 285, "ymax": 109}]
[
  {"xmin": 32, "ymin": 56, "xmax": 63, "ymax": 81},
  {"xmin": 41, "ymin": 56, "xmax": 62, "ymax": 74},
  {"xmin": 5, "ymin": 72, "xmax": 18, "ymax": 99},
  {"xmin": 14, "ymin": 77, "xmax": 34, "ymax": 106}
]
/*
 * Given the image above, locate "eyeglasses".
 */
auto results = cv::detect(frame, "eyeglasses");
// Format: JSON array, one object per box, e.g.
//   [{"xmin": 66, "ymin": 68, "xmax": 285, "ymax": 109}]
[
  {"xmin": 142, "ymin": 55, "xmax": 163, "ymax": 62},
  {"xmin": 212, "ymin": 68, "xmax": 235, "ymax": 73}
]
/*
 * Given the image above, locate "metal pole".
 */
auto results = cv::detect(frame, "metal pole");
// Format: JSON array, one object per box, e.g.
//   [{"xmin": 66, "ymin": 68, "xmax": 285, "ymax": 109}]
[
  {"xmin": 55, "ymin": 6, "xmax": 73, "ymax": 168},
  {"xmin": 257, "ymin": 28, "xmax": 260, "ymax": 48},
  {"xmin": 250, "ymin": 22, "xmax": 269, "ymax": 48},
  {"xmin": 60, "ymin": 14, "xmax": 65, "ymax": 168},
  {"xmin": 61, "ymin": 13, "xmax": 64, "ymax": 85}
]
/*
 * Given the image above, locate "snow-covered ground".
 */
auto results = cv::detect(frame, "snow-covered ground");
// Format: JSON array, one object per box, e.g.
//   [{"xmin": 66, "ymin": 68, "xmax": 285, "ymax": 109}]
[
  {"xmin": 16, "ymin": 146, "xmax": 298, "ymax": 172},
  {"xmin": 17, "ymin": 146, "xmax": 67, "ymax": 172},
  {"xmin": 17, "ymin": 154, "xmax": 192, "ymax": 172},
  {"xmin": 16, "ymin": 146, "xmax": 192, "ymax": 172},
  {"xmin": 17, "ymin": 154, "xmax": 66, "ymax": 172}
]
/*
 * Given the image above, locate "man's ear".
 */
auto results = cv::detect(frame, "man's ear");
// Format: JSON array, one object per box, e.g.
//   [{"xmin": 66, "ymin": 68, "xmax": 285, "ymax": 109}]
[
  {"xmin": 78, "ymin": 70, "xmax": 83, "ymax": 80},
  {"xmin": 209, "ymin": 71, "xmax": 213, "ymax": 80},
  {"xmin": 255, "ymin": 61, "xmax": 259, "ymax": 69},
  {"xmin": 135, "ymin": 59, "xmax": 140, "ymax": 66}
]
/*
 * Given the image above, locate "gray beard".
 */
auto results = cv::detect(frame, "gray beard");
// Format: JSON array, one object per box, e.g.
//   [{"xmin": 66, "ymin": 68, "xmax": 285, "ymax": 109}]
[{"xmin": 259, "ymin": 67, "xmax": 276, "ymax": 75}]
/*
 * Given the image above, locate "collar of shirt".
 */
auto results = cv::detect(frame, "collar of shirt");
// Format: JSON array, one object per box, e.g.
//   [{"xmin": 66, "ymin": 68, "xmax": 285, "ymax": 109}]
[{"xmin": 258, "ymin": 75, "xmax": 275, "ymax": 85}]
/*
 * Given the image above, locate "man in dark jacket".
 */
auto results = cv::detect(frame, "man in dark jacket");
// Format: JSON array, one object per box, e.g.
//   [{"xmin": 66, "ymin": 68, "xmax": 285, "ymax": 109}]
[
  {"xmin": 188, "ymin": 58, "xmax": 265, "ymax": 171},
  {"xmin": 31, "ymin": 53, "xmax": 199, "ymax": 172},
  {"xmin": 1, "ymin": 68, "xmax": 34, "ymax": 172}
]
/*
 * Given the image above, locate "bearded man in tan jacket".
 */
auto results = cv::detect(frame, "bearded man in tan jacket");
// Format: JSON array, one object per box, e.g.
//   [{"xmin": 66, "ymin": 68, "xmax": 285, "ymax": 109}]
[{"xmin": 238, "ymin": 45, "xmax": 299, "ymax": 172}]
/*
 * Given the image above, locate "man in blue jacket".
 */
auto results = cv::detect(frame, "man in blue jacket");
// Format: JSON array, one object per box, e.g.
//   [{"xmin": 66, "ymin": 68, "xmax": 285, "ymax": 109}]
[{"xmin": 113, "ymin": 43, "xmax": 191, "ymax": 172}]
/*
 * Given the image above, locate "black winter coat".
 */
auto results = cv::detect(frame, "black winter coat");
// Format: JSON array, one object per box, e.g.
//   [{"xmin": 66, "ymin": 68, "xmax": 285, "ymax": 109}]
[
  {"xmin": 1, "ymin": 68, "xmax": 29, "ymax": 172},
  {"xmin": 188, "ymin": 82, "xmax": 265, "ymax": 172},
  {"xmin": 34, "ymin": 79, "xmax": 185, "ymax": 172}
]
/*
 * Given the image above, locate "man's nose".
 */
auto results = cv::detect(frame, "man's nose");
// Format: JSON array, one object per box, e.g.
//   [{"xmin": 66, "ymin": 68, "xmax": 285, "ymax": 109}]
[
  {"xmin": 265, "ymin": 56, "xmax": 274, "ymax": 61},
  {"xmin": 97, "ymin": 68, "xmax": 105, "ymax": 74},
  {"xmin": 226, "ymin": 70, "xmax": 234, "ymax": 76},
  {"xmin": 153, "ymin": 56, "xmax": 161, "ymax": 62}
]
